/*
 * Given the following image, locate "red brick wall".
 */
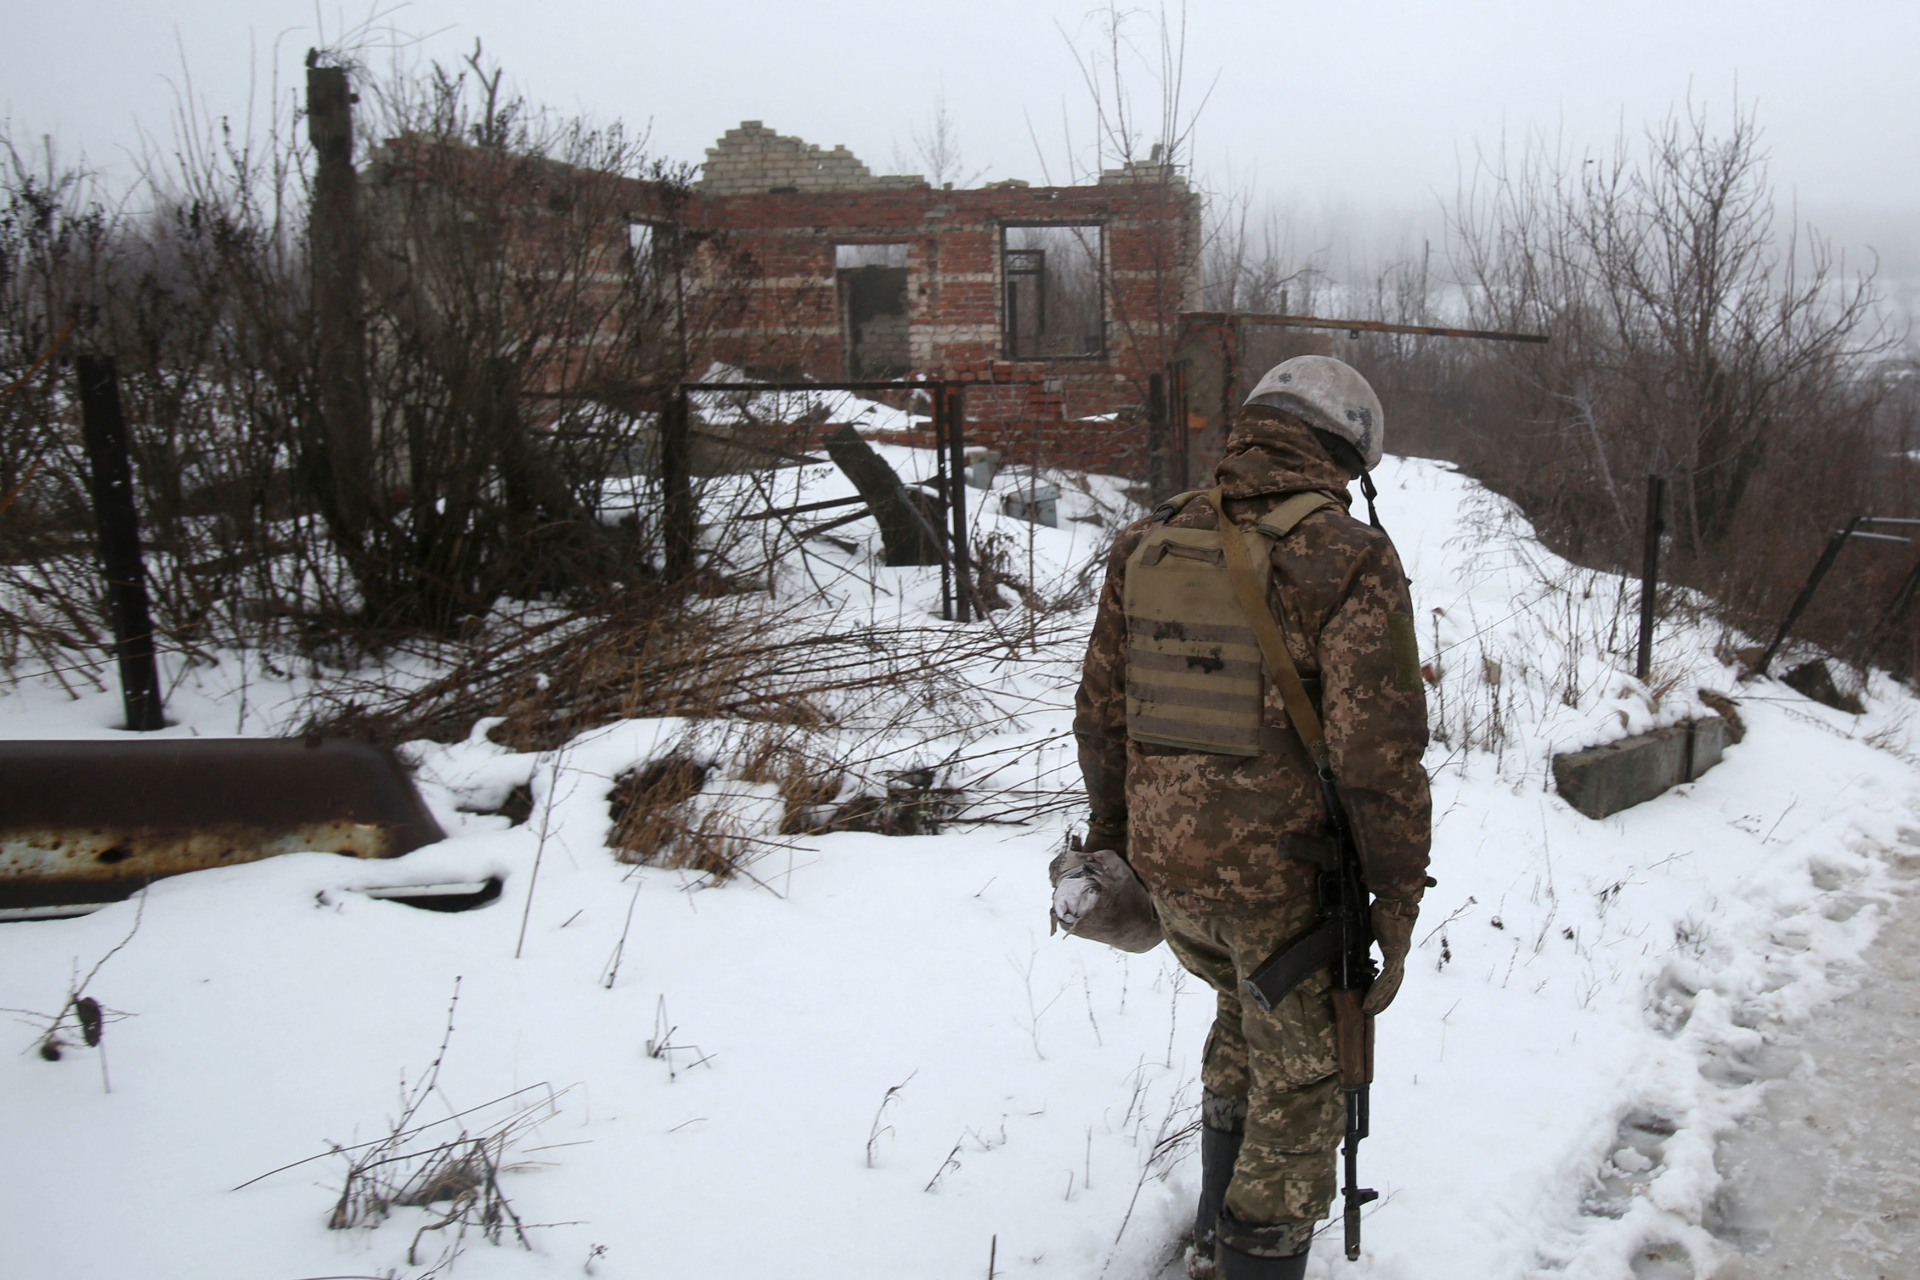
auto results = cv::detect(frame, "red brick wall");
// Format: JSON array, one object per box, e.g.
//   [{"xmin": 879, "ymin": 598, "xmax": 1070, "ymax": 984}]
[
  {"xmin": 685, "ymin": 181, "xmax": 1199, "ymax": 478},
  {"xmin": 371, "ymin": 135, "xmax": 1200, "ymax": 479}
]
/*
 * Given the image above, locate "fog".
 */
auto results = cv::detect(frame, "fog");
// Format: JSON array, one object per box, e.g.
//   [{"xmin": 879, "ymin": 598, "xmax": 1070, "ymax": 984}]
[{"xmin": 4, "ymin": 0, "xmax": 1916, "ymax": 318}]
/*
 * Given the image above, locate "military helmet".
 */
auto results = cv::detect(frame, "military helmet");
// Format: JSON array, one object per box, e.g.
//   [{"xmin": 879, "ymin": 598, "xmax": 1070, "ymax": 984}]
[{"xmin": 1242, "ymin": 355, "xmax": 1385, "ymax": 472}]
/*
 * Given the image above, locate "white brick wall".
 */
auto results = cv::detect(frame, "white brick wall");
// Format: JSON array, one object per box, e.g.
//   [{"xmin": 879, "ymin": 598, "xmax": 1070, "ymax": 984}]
[{"xmin": 698, "ymin": 121, "xmax": 928, "ymax": 195}]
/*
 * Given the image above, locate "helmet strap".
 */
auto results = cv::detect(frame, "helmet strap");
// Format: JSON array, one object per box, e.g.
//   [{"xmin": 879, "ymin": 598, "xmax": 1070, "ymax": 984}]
[{"xmin": 1359, "ymin": 470, "xmax": 1383, "ymax": 532}]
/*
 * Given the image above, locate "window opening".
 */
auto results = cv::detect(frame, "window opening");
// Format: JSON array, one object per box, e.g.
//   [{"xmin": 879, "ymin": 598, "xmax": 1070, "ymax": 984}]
[
  {"xmin": 835, "ymin": 243, "xmax": 911, "ymax": 378},
  {"xmin": 1003, "ymin": 225, "xmax": 1104, "ymax": 360},
  {"xmin": 628, "ymin": 221, "xmax": 660, "ymax": 273}
]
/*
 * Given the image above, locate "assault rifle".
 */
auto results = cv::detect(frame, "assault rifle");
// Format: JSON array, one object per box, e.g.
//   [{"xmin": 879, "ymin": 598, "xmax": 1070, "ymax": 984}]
[
  {"xmin": 1241, "ymin": 770, "xmax": 1377, "ymax": 1261},
  {"xmin": 1213, "ymin": 484, "xmax": 1379, "ymax": 1261}
]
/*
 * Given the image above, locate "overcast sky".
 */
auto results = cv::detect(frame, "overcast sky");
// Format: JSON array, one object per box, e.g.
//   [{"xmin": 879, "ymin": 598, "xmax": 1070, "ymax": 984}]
[{"xmin": 6, "ymin": 0, "xmax": 1918, "ymax": 275}]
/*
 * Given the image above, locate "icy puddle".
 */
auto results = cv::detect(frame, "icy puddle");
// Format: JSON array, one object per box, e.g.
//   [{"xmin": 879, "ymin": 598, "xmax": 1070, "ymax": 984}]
[{"xmin": 1710, "ymin": 859, "xmax": 1920, "ymax": 1278}]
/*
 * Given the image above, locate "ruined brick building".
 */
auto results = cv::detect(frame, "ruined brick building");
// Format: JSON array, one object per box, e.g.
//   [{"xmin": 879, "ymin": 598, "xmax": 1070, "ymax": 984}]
[
  {"xmin": 671, "ymin": 122, "xmax": 1204, "ymax": 477},
  {"xmin": 365, "ymin": 118, "xmax": 1226, "ymax": 482}
]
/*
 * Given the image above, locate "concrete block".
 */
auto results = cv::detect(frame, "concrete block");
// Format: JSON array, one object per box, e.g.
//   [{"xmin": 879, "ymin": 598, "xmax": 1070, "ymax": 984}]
[
  {"xmin": 1000, "ymin": 483, "xmax": 1060, "ymax": 527},
  {"xmin": 965, "ymin": 447, "xmax": 1001, "ymax": 490},
  {"xmin": 1551, "ymin": 716, "xmax": 1729, "ymax": 820}
]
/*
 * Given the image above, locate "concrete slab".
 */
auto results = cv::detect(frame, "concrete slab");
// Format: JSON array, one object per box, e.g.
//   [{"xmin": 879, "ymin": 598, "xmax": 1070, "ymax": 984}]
[{"xmin": 1551, "ymin": 716, "xmax": 1730, "ymax": 820}]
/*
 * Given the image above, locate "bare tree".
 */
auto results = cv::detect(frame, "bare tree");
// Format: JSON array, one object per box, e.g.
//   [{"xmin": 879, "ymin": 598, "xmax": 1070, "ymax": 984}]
[
  {"xmin": 1032, "ymin": 1, "xmax": 1213, "ymax": 404},
  {"xmin": 892, "ymin": 94, "xmax": 988, "ymax": 189}
]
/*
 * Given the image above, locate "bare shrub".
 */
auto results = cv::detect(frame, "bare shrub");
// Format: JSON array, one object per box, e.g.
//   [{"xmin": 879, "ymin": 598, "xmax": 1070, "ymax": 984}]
[
  {"xmin": 0, "ymin": 41, "xmax": 781, "ymax": 691},
  {"xmin": 229, "ymin": 979, "xmax": 567, "ymax": 1275},
  {"xmin": 607, "ymin": 753, "xmax": 736, "ymax": 875},
  {"xmin": 1199, "ymin": 99, "xmax": 1906, "ymax": 678},
  {"xmin": 1433, "ymin": 102, "xmax": 1898, "ymax": 662}
]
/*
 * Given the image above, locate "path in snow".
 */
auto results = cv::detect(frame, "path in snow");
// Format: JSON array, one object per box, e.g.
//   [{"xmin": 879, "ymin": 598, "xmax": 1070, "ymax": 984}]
[{"xmin": 1709, "ymin": 842, "xmax": 1920, "ymax": 1279}]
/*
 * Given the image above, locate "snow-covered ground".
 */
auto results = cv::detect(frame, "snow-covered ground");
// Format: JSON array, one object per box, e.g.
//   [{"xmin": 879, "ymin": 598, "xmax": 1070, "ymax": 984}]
[
  {"xmin": 1711, "ymin": 840, "xmax": 1920, "ymax": 1278},
  {"xmin": 3, "ymin": 442, "xmax": 1917, "ymax": 1280}
]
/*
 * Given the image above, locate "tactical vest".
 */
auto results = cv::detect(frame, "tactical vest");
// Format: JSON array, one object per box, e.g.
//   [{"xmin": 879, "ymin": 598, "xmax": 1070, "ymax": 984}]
[{"xmin": 1123, "ymin": 489, "xmax": 1338, "ymax": 756}]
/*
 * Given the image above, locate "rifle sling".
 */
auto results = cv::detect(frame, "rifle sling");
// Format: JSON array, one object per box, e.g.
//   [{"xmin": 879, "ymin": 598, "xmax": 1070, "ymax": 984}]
[
  {"xmin": 1241, "ymin": 920, "xmax": 1340, "ymax": 1012},
  {"xmin": 1211, "ymin": 487, "xmax": 1331, "ymax": 772}
]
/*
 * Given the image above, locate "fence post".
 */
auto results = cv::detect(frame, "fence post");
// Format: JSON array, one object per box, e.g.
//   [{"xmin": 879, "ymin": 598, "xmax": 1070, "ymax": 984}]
[
  {"xmin": 662, "ymin": 388, "xmax": 695, "ymax": 580},
  {"xmin": 306, "ymin": 61, "xmax": 373, "ymax": 542},
  {"xmin": 945, "ymin": 384, "xmax": 972, "ymax": 623},
  {"xmin": 75, "ymin": 354, "xmax": 165, "ymax": 731},
  {"xmin": 1636, "ymin": 474, "xmax": 1666, "ymax": 680}
]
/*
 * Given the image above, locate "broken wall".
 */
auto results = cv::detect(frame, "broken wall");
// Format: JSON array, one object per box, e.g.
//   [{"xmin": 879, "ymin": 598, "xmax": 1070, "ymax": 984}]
[{"xmin": 686, "ymin": 123, "xmax": 1203, "ymax": 478}]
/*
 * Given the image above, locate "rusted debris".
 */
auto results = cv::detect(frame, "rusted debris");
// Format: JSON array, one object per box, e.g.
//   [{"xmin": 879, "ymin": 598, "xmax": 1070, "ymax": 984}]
[{"xmin": 0, "ymin": 737, "xmax": 445, "ymax": 910}]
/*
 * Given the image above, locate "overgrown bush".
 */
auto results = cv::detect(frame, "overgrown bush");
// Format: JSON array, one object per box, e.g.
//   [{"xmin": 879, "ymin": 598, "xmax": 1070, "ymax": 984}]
[
  {"xmin": 1204, "ymin": 100, "xmax": 1917, "ymax": 678},
  {"xmin": 0, "ymin": 45, "xmax": 769, "ymax": 682}
]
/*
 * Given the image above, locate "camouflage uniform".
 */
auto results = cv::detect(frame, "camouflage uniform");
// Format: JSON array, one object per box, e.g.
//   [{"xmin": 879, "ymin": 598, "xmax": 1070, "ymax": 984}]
[{"xmin": 1073, "ymin": 408, "xmax": 1432, "ymax": 1234}]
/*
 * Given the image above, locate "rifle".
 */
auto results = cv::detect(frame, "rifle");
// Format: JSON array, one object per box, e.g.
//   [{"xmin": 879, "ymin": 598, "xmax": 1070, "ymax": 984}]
[
  {"xmin": 1215, "ymin": 487, "xmax": 1379, "ymax": 1261},
  {"xmin": 1241, "ymin": 768, "xmax": 1377, "ymax": 1259}
]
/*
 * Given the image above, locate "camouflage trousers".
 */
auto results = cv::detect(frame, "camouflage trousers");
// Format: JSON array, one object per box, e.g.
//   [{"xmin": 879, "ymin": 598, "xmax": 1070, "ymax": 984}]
[{"xmin": 1154, "ymin": 890, "xmax": 1343, "ymax": 1227}]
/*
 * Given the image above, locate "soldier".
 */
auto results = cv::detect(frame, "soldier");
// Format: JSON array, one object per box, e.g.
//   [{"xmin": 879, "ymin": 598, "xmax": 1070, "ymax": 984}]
[{"xmin": 1069, "ymin": 356, "xmax": 1432, "ymax": 1278}]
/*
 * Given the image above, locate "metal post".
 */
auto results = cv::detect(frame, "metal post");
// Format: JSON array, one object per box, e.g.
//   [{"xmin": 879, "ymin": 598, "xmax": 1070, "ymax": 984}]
[
  {"xmin": 661, "ymin": 388, "xmax": 695, "ymax": 580},
  {"xmin": 931, "ymin": 387, "xmax": 952, "ymax": 621},
  {"xmin": 1168, "ymin": 360, "xmax": 1191, "ymax": 494},
  {"xmin": 945, "ymin": 384, "xmax": 972, "ymax": 623},
  {"xmin": 1756, "ymin": 518, "xmax": 1861, "ymax": 677},
  {"xmin": 1146, "ymin": 371, "xmax": 1169, "ymax": 501},
  {"xmin": 1635, "ymin": 475, "xmax": 1666, "ymax": 680},
  {"xmin": 1862, "ymin": 554, "xmax": 1920, "ymax": 671},
  {"xmin": 75, "ymin": 355, "xmax": 165, "ymax": 731}
]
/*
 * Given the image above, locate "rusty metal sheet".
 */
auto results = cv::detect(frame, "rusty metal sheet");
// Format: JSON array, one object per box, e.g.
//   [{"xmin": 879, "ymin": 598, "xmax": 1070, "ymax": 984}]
[{"xmin": 0, "ymin": 737, "xmax": 445, "ymax": 909}]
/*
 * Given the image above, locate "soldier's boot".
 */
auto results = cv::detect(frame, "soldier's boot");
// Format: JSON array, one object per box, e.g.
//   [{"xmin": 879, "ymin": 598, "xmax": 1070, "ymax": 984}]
[
  {"xmin": 1187, "ymin": 1091, "xmax": 1247, "ymax": 1279},
  {"xmin": 1214, "ymin": 1213, "xmax": 1312, "ymax": 1280},
  {"xmin": 1187, "ymin": 1126, "xmax": 1242, "ymax": 1277}
]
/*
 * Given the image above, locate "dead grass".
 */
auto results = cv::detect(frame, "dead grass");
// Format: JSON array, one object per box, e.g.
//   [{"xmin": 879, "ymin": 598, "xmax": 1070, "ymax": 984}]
[{"xmin": 607, "ymin": 754, "xmax": 740, "ymax": 877}]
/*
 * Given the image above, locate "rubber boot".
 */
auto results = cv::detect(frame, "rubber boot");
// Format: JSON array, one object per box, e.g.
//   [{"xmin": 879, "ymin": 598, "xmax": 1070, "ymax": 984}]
[
  {"xmin": 1188, "ymin": 1125, "xmax": 1242, "ymax": 1277},
  {"xmin": 1215, "ymin": 1213, "xmax": 1312, "ymax": 1280},
  {"xmin": 1188, "ymin": 1091, "xmax": 1246, "ymax": 1278}
]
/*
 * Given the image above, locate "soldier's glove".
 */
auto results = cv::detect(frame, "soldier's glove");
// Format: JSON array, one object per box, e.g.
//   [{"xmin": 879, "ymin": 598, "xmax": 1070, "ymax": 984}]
[
  {"xmin": 1048, "ymin": 845, "xmax": 1162, "ymax": 954},
  {"xmin": 1363, "ymin": 898, "xmax": 1419, "ymax": 1015}
]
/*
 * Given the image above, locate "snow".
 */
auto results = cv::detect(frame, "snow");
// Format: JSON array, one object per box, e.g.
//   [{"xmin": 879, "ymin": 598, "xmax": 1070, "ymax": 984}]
[
  {"xmin": 1710, "ymin": 840, "xmax": 1920, "ymax": 1277},
  {"xmin": 4, "ymin": 433, "xmax": 1919, "ymax": 1279}
]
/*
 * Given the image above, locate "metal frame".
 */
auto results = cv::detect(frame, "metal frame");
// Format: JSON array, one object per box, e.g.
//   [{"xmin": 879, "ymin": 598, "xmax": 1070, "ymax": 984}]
[
  {"xmin": 678, "ymin": 377, "xmax": 1055, "ymax": 622},
  {"xmin": 1001, "ymin": 223, "xmax": 1108, "ymax": 362}
]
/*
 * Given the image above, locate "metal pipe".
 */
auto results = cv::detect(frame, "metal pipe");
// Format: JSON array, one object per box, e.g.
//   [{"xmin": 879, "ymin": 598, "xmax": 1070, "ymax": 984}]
[
  {"xmin": 1755, "ymin": 520, "xmax": 1862, "ymax": 677},
  {"xmin": 946, "ymin": 384, "xmax": 973, "ymax": 623},
  {"xmin": 683, "ymin": 379, "xmax": 1046, "ymax": 393},
  {"xmin": 932, "ymin": 386, "xmax": 952, "ymax": 621},
  {"xmin": 1179, "ymin": 310, "xmax": 1551, "ymax": 345}
]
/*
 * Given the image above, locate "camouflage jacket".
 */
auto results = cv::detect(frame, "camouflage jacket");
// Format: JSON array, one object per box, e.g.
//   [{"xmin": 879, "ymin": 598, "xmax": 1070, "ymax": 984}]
[{"xmin": 1073, "ymin": 409, "xmax": 1433, "ymax": 910}]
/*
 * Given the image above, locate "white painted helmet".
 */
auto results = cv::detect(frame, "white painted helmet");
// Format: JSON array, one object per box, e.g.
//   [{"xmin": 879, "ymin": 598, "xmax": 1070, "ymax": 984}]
[{"xmin": 1242, "ymin": 355, "xmax": 1384, "ymax": 471}]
